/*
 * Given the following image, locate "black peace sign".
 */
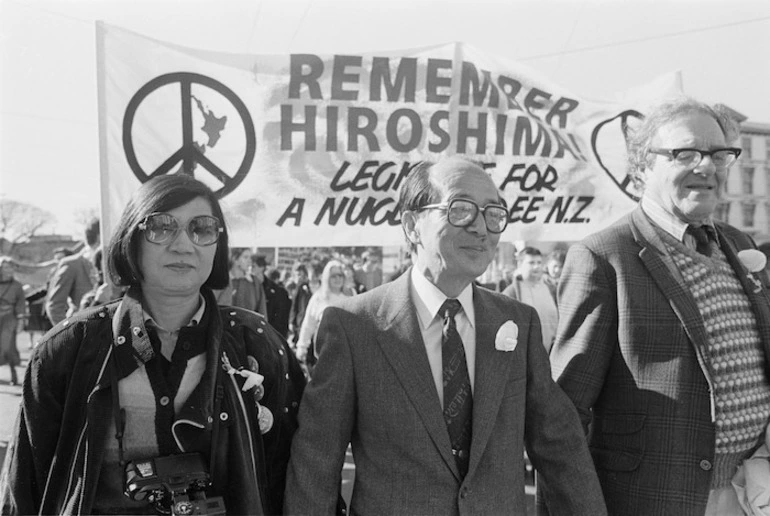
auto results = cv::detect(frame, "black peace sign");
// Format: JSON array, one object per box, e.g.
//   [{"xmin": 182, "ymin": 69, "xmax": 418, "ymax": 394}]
[{"xmin": 123, "ymin": 72, "xmax": 256, "ymax": 198}]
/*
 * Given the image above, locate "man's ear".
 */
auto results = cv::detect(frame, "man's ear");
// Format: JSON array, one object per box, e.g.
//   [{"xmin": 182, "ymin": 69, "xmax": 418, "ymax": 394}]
[{"xmin": 402, "ymin": 211, "xmax": 420, "ymax": 246}]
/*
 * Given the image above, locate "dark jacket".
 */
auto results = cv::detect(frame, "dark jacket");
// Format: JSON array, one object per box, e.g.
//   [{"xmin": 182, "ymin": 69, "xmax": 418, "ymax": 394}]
[
  {"xmin": 0, "ymin": 286, "xmax": 305, "ymax": 515},
  {"xmin": 263, "ymin": 277, "xmax": 291, "ymax": 339},
  {"xmin": 289, "ymin": 282, "xmax": 312, "ymax": 343}
]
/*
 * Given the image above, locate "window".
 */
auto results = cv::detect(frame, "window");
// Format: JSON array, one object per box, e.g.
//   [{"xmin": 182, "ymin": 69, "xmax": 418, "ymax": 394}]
[
  {"xmin": 714, "ymin": 202, "xmax": 731, "ymax": 223},
  {"xmin": 742, "ymin": 136, "xmax": 752, "ymax": 159},
  {"xmin": 741, "ymin": 202, "xmax": 756, "ymax": 227},
  {"xmin": 742, "ymin": 167, "xmax": 755, "ymax": 195}
]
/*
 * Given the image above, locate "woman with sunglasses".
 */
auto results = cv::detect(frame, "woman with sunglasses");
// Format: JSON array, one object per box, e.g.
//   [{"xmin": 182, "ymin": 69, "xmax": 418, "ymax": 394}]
[
  {"xmin": 0, "ymin": 174, "xmax": 305, "ymax": 515},
  {"xmin": 295, "ymin": 259, "xmax": 350, "ymax": 371}
]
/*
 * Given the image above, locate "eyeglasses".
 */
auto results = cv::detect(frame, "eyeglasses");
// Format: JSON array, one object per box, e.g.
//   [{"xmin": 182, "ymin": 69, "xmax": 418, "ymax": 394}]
[
  {"xmin": 138, "ymin": 213, "xmax": 223, "ymax": 246},
  {"xmin": 329, "ymin": 273, "xmax": 345, "ymax": 279},
  {"xmin": 648, "ymin": 147, "xmax": 742, "ymax": 169},
  {"xmin": 418, "ymin": 198, "xmax": 508, "ymax": 234}
]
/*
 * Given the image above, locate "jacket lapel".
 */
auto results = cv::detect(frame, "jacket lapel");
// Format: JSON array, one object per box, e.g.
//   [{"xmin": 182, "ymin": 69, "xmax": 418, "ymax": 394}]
[
  {"xmin": 629, "ymin": 208, "xmax": 714, "ymax": 371},
  {"xmin": 372, "ymin": 272, "xmax": 459, "ymax": 477},
  {"xmin": 466, "ymin": 286, "xmax": 512, "ymax": 479}
]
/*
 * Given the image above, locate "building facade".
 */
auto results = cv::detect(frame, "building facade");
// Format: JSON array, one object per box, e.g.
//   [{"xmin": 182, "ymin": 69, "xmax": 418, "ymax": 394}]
[{"xmin": 717, "ymin": 119, "xmax": 770, "ymax": 244}]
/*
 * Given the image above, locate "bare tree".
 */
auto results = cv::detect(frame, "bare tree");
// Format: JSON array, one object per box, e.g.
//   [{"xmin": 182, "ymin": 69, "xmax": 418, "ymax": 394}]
[{"xmin": 0, "ymin": 199, "xmax": 56, "ymax": 253}]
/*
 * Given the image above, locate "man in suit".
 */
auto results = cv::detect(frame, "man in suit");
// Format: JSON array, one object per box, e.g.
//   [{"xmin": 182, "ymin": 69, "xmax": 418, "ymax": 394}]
[
  {"xmin": 285, "ymin": 156, "xmax": 606, "ymax": 515},
  {"xmin": 551, "ymin": 98, "xmax": 770, "ymax": 515},
  {"xmin": 45, "ymin": 217, "xmax": 100, "ymax": 325}
]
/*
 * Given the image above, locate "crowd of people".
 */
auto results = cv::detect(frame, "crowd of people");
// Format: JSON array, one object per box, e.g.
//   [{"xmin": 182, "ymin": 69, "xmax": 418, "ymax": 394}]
[{"xmin": 0, "ymin": 96, "xmax": 769, "ymax": 515}]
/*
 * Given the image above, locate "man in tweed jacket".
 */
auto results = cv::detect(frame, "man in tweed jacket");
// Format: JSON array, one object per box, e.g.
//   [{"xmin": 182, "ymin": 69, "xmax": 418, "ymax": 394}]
[
  {"xmin": 551, "ymin": 98, "xmax": 770, "ymax": 515},
  {"xmin": 286, "ymin": 157, "xmax": 606, "ymax": 515}
]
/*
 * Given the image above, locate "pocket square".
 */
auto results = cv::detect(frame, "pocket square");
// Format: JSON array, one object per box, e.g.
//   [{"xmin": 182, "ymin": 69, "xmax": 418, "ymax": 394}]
[{"xmin": 495, "ymin": 321, "xmax": 519, "ymax": 352}]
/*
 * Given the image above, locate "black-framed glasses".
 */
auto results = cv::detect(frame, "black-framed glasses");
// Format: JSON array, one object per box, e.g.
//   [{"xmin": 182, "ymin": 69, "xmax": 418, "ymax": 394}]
[
  {"xmin": 138, "ymin": 213, "xmax": 223, "ymax": 246},
  {"xmin": 648, "ymin": 147, "xmax": 742, "ymax": 169},
  {"xmin": 418, "ymin": 198, "xmax": 508, "ymax": 234}
]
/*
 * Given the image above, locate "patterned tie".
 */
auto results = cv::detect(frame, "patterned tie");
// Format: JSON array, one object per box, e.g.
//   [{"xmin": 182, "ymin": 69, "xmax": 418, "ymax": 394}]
[
  {"xmin": 687, "ymin": 225, "xmax": 715, "ymax": 257},
  {"xmin": 440, "ymin": 299, "xmax": 473, "ymax": 478}
]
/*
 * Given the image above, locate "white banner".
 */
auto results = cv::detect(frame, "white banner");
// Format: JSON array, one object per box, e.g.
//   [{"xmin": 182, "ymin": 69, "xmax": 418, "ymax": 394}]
[{"xmin": 96, "ymin": 22, "xmax": 683, "ymax": 247}]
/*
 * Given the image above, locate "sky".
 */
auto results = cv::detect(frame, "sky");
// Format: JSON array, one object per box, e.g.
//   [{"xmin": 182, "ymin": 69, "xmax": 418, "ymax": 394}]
[{"xmin": 1, "ymin": 0, "xmax": 769, "ymax": 237}]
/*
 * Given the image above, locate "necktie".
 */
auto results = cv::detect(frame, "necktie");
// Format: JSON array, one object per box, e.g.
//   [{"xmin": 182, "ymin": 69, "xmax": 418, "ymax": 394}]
[
  {"xmin": 440, "ymin": 299, "xmax": 473, "ymax": 478},
  {"xmin": 687, "ymin": 225, "xmax": 715, "ymax": 257}
]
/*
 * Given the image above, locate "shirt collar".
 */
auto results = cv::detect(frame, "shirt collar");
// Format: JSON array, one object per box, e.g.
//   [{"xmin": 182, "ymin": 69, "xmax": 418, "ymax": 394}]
[
  {"xmin": 641, "ymin": 196, "xmax": 715, "ymax": 242},
  {"xmin": 410, "ymin": 267, "xmax": 475, "ymax": 331},
  {"xmin": 143, "ymin": 294, "xmax": 206, "ymax": 333}
]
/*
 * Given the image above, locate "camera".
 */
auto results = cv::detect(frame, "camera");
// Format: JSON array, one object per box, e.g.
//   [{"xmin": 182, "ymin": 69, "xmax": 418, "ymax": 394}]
[{"xmin": 124, "ymin": 452, "xmax": 226, "ymax": 515}]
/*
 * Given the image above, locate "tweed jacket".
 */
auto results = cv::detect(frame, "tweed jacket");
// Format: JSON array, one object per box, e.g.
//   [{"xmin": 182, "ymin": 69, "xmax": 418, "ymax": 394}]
[
  {"xmin": 285, "ymin": 270, "xmax": 606, "ymax": 516},
  {"xmin": 0, "ymin": 287, "xmax": 305, "ymax": 515},
  {"xmin": 550, "ymin": 206, "xmax": 770, "ymax": 515}
]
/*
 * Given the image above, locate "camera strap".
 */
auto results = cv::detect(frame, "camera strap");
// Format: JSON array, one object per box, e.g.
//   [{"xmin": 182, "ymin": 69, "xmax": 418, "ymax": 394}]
[
  {"xmin": 108, "ymin": 301, "xmax": 225, "ymax": 475},
  {"xmin": 108, "ymin": 347, "xmax": 128, "ymax": 468}
]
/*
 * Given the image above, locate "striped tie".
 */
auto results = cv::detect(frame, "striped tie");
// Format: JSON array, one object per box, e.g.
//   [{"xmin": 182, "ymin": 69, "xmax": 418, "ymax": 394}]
[{"xmin": 440, "ymin": 299, "xmax": 473, "ymax": 478}]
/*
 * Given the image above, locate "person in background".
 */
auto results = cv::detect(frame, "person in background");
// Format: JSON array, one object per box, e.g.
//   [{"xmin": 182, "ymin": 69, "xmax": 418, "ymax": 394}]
[
  {"xmin": 252, "ymin": 254, "xmax": 291, "ymax": 339},
  {"xmin": 354, "ymin": 248, "xmax": 383, "ymax": 292},
  {"xmin": 551, "ymin": 97, "xmax": 770, "ymax": 515},
  {"xmin": 294, "ymin": 259, "xmax": 350, "ymax": 369},
  {"xmin": 289, "ymin": 263, "xmax": 312, "ymax": 347},
  {"xmin": 218, "ymin": 248, "xmax": 267, "ymax": 316},
  {"xmin": 45, "ymin": 217, "xmax": 100, "ymax": 325},
  {"xmin": 0, "ymin": 258, "xmax": 27, "ymax": 386},
  {"xmin": 0, "ymin": 174, "xmax": 304, "ymax": 515},
  {"xmin": 342, "ymin": 262, "xmax": 363, "ymax": 296},
  {"xmin": 543, "ymin": 248, "xmax": 566, "ymax": 300},
  {"xmin": 502, "ymin": 247, "xmax": 559, "ymax": 353},
  {"xmin": 285, "ymin": 157, "xmax": 605, "ymax": 515}
]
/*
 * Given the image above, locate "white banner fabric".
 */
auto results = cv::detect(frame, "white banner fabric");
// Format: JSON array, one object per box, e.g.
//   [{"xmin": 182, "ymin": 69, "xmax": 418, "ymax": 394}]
[{"xmin": 96, "ymin": 22, "xmax": 683, "ymax": 247}]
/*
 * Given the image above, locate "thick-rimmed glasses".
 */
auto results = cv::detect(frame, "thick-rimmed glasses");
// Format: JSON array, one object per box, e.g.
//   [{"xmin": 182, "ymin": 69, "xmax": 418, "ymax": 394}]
[
  {"xmin": 648, "ymin": 147, "xmax": 742, "ymax": 169},
  {"xmin": 418, "ymin": 198, "xmax": 509, "ymax": 234},
  {"xmin": 138, "ymin": 213, "xmax": 223, "ymax": 246}
]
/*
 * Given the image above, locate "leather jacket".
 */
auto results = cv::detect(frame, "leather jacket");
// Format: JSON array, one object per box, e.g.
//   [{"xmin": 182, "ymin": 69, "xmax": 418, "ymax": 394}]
[{"xmin": 0, "ymin": 286, "xmax": 305, "ymax": 515}]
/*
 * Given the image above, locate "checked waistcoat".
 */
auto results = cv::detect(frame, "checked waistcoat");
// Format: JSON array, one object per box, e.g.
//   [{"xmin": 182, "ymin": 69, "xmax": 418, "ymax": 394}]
[{"xmin": 440, "ymin": 299, "xmax": 473, "ymax": 478}]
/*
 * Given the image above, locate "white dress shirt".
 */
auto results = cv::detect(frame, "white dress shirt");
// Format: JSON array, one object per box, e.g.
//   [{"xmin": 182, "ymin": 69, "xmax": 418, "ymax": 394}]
[{"xmin": 409, "ymin": 267, "xmax": 476, "ymax": 406}]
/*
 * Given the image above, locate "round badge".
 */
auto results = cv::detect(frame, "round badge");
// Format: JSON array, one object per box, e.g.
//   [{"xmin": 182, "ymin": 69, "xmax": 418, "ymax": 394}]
[{"xmin": 257, "ymin": 404, "xmax": 274, "ymax": 434}]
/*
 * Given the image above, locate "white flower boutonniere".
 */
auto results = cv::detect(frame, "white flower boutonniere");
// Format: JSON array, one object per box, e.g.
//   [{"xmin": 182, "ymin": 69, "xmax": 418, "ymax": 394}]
[
  {"xmin": 738, "ymin": 249, "xmax": 767, "ymax": 294},
  {"xmin": 738, "ymin": 249, "xmax": 767, "ymax": 273},
  {"xmin": 495, "ymin": 321, "xmax": 519, "ymax": 352}
]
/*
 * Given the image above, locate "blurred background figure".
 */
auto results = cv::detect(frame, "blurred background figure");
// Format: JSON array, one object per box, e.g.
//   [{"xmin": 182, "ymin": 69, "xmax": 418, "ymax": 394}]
[
  {"xmin": 295, "ymin": 259, "xmax": 350, "ymax": 374},
  {"xmin": 343, "ymin": 262, "xmax": 363, "ymax": 296},
  {"xmin": 252, "ymin": 254, "xmax": 291, "ymax": 339},
  {"xmin": 502, "ymin": 246, "xmax": 559, "ymax": 352},
  {"xmin": 0, "ymin": 257, "xmax": 27, "ymax": 385},
  {"xmin": 289, "ymin": 263, "xmax": 312, "ymax": 347},
  {"xmin": 217, "ymin": 248, "xmax": 267, "ymax": 317},
  {"xmin": 354, "ymin": 248, "xmax": 383, "ymax": 292},
  {"xmin": 543, "ymin": 249, "xmax": 567, "ymax": 300},
  {"xmin": 44, "ymin": 218, "xmax": 100, "ymax": 325}
]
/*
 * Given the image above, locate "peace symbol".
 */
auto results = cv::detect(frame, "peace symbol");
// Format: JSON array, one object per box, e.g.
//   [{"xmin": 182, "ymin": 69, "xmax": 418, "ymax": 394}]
[{"xmin": 123, "ymin": 72, "xmax": 256, "ymax": 198}]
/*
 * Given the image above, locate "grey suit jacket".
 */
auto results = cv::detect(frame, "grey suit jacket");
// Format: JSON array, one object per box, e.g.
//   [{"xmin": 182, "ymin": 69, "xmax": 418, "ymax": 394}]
[
  {"xmin": 551, "ymin": 206, "xmax": 770, "ymax": 515},
  {"xmin": 285, "ymin": 270, "xmax": 605, "ymax": 516}
]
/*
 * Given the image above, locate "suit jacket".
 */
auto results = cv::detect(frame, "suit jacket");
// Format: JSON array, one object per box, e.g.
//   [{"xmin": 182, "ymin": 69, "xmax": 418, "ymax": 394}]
[
  {"xmin": 45, "ymin": 254, "xmax": 96, "ymax": 325},
  {"xmin": 550, "ymin": 207, "xmax": 770, "ymax": 515},
  {"xmin": 285, "ymin": 270, "xmax": 606, "ymax": 516}
]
